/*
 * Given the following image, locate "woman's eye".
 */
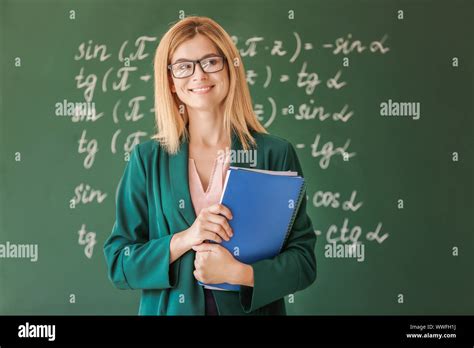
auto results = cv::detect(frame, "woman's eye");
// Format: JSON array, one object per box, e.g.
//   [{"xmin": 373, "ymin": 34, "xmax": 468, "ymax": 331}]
[
  {"xmin": 206, "ymin": 59, "xmax": 218, "ymax": 65},
  {"xmin": 178, "ymin": 63, "xmax": 191, "ymax": 70}
]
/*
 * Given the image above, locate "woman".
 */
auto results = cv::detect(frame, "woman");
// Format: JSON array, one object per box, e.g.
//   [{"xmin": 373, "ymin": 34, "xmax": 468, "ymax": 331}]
[{"xmin": 103, "ymin": 16, "xmax": 317, "ymax": 315}]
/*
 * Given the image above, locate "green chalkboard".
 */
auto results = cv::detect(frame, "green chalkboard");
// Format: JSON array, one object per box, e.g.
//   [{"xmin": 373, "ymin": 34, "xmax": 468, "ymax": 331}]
[{"xmin": 1, "ymin": 0, "xmax": 472, "ymax": 315}]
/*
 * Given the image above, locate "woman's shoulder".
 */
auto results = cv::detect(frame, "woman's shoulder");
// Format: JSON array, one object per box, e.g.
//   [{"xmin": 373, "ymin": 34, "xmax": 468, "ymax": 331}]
[
  {"xmin": 133, "ymin": 138, "xmax": 168, "ymax": 160},
  {"xmin": 127, "ymin": 139, "xmax": 165, "ymax": 172},
  {"xmin": 251, "ymin": 130, "xmax": 295, "ymax": 154},
  {"xmin": 135, "ymin": 138, "xmax": 159, "ymax": 153},
  {"xmin": 250, "ymin": 131, "xmax": 301, "ymax": 171}
]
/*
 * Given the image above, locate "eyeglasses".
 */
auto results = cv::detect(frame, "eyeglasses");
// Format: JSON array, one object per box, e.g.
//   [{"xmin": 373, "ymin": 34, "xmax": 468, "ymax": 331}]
[{"xmin": 168, "ymin": 55, "xmax": 226, "ymax": 79}]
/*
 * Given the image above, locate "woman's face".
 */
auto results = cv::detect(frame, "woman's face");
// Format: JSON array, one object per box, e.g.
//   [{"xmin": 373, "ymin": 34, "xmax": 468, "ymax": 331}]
[{"xmin": 169, "ymin": 34, "xmax": 229, "ymax": 113}]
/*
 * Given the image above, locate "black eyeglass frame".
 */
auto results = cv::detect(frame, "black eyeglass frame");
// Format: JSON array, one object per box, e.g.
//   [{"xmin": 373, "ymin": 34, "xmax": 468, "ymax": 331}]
[{"xmin": 167, "ymin": 55, "xmax": 227, "ymax": 79}]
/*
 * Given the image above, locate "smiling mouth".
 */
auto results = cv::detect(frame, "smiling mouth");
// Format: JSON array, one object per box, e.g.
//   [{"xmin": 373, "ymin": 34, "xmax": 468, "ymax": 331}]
[{"xmin": 188, "ymin": 85, "xmax": 215, "ymax": 93}]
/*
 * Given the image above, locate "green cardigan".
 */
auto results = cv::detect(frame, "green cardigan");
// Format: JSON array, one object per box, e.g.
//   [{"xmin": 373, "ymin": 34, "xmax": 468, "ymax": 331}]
[{"xmin": 103, "ymin": 130, "xmax": 317, "ymax": 315}]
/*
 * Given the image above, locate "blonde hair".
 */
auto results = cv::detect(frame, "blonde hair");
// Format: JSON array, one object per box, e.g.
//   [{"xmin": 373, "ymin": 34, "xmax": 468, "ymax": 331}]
[{"xmin": 152, "ymin": 16, "xmax": 267, "ymax": 154}]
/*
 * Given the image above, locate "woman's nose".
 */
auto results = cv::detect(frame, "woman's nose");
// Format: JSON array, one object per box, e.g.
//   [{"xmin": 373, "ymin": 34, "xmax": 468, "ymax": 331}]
[{"xmin": 192, "ymin": 63, "xmax": 208, "ymax": 80}]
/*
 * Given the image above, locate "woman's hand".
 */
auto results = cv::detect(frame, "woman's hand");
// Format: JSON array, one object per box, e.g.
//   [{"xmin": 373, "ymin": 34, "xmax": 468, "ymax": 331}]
[
  {"xmin": 183, "ymin": 203, "xmax": 233, "ymax": 248},
  {"xmin": 192, "ymin": 243, "xmax": 252, "ymax": 285}
]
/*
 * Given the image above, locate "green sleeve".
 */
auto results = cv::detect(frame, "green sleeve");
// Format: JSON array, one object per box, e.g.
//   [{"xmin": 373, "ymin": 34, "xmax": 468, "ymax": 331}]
[
  {"xmin": 103, "ymin": 145, "xmax": 180, "ymax": 290},
  {"xmin": 239, "ymin": 142, "xmax": 317, "ymax": 313}
]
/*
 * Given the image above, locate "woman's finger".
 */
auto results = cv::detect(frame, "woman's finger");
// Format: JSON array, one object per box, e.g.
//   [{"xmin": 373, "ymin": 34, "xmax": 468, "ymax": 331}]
[
  {"xmin": 208, "ymin": 203, "xmax": 233, "ymax": 221},
  {"xmin": 205, "ymin": 213, "xmax": 233, "ymax": 238},
  {"xmin": 204, "ymin": 231, "xmax": 223, "ymax": 244},
  {"xmin": 204, "ymin": 222, "xmax": 229, "ymax": 241}
]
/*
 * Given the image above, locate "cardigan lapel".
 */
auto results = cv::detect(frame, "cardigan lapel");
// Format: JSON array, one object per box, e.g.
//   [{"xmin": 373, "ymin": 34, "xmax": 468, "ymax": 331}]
[
  {"xmin": 169, "ymin": 135, "xmax": 195, "ymax": 228},
  {"xmin": 169, "ymin": 129, "xmax": 249, "ymax": 228}
]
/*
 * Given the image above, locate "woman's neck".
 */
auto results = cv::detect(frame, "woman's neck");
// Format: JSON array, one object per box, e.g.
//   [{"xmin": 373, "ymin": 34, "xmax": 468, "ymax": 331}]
[{"xmin": 187, "ymin": 108, "xmax": 230, "ymax": 148}]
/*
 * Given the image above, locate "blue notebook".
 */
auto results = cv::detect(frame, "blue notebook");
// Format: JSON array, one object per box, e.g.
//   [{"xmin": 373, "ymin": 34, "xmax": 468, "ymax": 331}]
[{"xmin": 198, "ymin": 166, "xmax": 306, "ymax": 291}]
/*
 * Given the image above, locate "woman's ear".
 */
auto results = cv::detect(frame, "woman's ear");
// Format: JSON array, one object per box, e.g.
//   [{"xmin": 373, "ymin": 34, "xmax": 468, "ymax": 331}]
[{"xmin": 168, "ymin": 74, "xmax": 176, "ymax": 93}]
